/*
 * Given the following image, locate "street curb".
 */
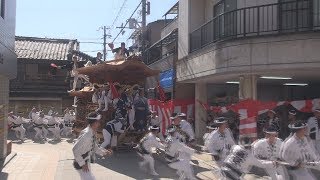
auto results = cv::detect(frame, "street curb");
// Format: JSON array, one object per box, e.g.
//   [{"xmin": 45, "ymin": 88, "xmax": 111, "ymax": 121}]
[{"xmin": 1, "ymin": 152, "xmax": 17, "ymax": 168}]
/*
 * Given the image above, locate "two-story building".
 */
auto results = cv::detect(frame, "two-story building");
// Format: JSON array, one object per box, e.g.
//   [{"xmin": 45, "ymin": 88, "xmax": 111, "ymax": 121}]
[
  {"xmin": 176, "ymin": 0, "xmax": 320, "ymax": 138},
  {"xmin": 10, "ymin": 36, "xmax": 94, "ymax": 115},
  {"xmin": 142, "ymin": 2, "xmax": 194, "ymax": 100},
  {"xmin": 0, "ymin": 0, "xmax": 17, "ymax": 159}
]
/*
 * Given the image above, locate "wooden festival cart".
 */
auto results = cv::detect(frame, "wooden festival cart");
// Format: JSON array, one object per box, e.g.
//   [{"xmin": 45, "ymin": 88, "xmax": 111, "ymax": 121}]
[{"xmin": 69, "ymin": 56, "xmax": 160, "ymax": 150}]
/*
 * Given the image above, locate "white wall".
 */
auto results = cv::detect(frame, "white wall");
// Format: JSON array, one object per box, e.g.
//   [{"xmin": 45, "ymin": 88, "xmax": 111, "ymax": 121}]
[{"xmin": 176, "ymin": 32, "xmax": 320, "ymax": 83}]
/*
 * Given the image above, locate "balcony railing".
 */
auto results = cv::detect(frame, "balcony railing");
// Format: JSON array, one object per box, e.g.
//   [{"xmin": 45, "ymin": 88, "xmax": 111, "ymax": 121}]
[
  {"xmin": 143, "ymin": 29, "xmax": 178, "ymax": 65},
  {"xmin": 190, "ymin": 0, "xmax": 320, "ymax": 52}
]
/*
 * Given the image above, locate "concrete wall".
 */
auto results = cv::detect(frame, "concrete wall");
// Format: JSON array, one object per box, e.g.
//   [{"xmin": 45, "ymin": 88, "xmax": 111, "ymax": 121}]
[
  {"xmin": 0, "ymin": 0, "xmax": 17, "ymax": 79},
  {"xmin": 0, "ymin": 0, "xmax": 16, "ymax": 159},
  {"xmin": 146, "ymin": 20, "xmax": 166, "ymax": 47},
  {"xmin": 176, "ymin": 32, "xmax": 320, "ymax": 83},
  {"xmin": 175, "ymin": 83, "xmax": 195, "ymax": 99},
  {"xmin": 178, "ymin": 0, "xmax": 190, "ymax": 59},
  {"xmin": 0, "ymin": 75, "xmax": 9, "ymax": 158}
]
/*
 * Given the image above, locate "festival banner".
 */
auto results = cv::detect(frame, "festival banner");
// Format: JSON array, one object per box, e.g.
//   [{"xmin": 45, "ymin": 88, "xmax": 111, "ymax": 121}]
[{"xmin": 149, "ymin": 98, "xmax": 320, "ymax": 138}]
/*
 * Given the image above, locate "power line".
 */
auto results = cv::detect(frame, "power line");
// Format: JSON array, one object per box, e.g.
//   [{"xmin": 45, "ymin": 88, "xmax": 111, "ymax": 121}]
[
  {"xmin": 110, "ymin": 0, "xmax": 128, "ymax": 29},
  {"xmin": 112, "ymin": 1, "xmax": 142, "ymax": 43}
]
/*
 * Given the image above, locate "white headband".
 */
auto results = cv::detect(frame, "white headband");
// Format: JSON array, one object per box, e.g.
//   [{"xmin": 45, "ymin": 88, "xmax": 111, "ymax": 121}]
[{"xmin": 87, "ymin": 114, "xmax": 102, "ymax": 120}]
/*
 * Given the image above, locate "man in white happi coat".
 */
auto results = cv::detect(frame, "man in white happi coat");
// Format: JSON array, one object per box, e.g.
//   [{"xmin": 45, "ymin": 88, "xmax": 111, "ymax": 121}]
[
  {"xmin": 136, "ymin": 125, "xmax": 165, "ymax": 176},
  {"xmin": 203, "ymin": 124, "xmax": 217, "ymax": 151},
  {"xmin": 171, "ymin": 113, "xmax": 195, "ymax": 144},
  {"xmin": 281, "ymin": 121, "xmax": 320, "ymax": 180},
  {"xmin": 165, "ymin": 125, "xmax": 197, "ymax": 180},
  {"xmin": 33, "ymin": 113, "xmax": 47, "ymax": 141},
  {"xmin": 100, "ymin": 112, "xmax": 127, "ymax": 149},
  {"xmin": 253, "ymin": 126, "xmax": 287, "ymax": 180},
  {"xmin": 61, "ymin": 109, "xmax": 75, "ymax": 137},
  {"xmin": 46, "ymin": 113, "xmax": 61, "ymax": 140},
  {"xmin": 307, "ymin": 108, "xmax": 320, "ymax": 154},
  {"xmin": 220, "ymin": 137, "xmax": 278, "ymax": 180},
  {"xmin": 92, "ymin": 85, "xmax": 107, "ymax": 112},
  {"xmin": 73, "ymin": 112, "xmax": 112, "ymax": 180},
  {"xmin": 205, "ymin": 117, "xmax": 236, "ymax": 166},
  {"xmin": 150, "ymin": 110, "xmax": 164, "ymax": 141},
  {"xmin": 8, "ymin": 112, "xmax": 27, "ymax": 140}
]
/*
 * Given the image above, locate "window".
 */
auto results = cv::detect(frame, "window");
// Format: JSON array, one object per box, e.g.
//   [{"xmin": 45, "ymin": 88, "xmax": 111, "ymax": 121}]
[
  {"xmin": 213, "ymin": 0, "xmax": 237, "ymax": 38},
  {"xmin": 0, "ymin": 0, "xmax": 4, "ymax": 19}
]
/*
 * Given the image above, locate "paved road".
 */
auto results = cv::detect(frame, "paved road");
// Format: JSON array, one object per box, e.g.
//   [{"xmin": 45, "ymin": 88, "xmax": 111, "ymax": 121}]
[{"xmin": 2, "ymin": 131, "xmax": 215, "ymax": 180}]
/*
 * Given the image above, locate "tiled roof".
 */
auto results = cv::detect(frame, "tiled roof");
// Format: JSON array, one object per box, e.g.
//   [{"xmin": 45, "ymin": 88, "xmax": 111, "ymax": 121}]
[{"xmin": 15, "ymin": 36, "xmax": 79, "ymax": 60}]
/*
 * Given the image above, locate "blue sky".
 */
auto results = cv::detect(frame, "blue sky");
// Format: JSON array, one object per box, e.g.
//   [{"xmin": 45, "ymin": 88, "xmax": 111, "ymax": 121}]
[{"xmin": 16, "ymin": 0, "xmax": 178, "ymax": 58}]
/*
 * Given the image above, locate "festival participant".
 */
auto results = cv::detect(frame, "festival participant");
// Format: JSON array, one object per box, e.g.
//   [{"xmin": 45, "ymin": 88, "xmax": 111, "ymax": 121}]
[
  {"xmin": 33, "ymin": 112, "xmax": 46, "ymax": 141},
  {"xmin": 61, "ymin": 109, "xmax": 75, "ymax": 137},
  {"xmin": 135, "ymin": 125, "xmax": 165, "ymax": 176},
  {"xmin": 150, "ymin": 110, "xmax": 164, "ymax": 141},
  {"xmin": 307, "ymin": 108, "xmax": 320, "ymax": 154},
  {"xmin": 134, "ymin": 88, "xmax": 149, "ymax": 132},
  {"xmin": 284, "ymin": 109, "xmax": 298, "ymax": 138},
  {"xmin": 48, "ymin": 106, "xmax": 55, "ymax": 116},
  {"xmin": 253, "ymin": 126, "xmax": 287, "ymax": 180},
  {"xmin": 92, "ymin": 52, "xmax": 103, "ymax": 65},
  {"xmin": 260, "ymin": 110, "xmax": 280, "ymax": 132},
  {"xmin": 115, "ymin": 90, "xmax": 131, "ymax": 120},
  {"xmin": 8, "ymin": 112, "xmax": 27, "ymax": 140},
  {"xmin": 220, "ymin": 137, "xmax": 278, "ymax": 180},
  {"xmin": 72, "ymin": 112, "xmax": 112, "ymax": 180},
  {"xmin": 281, "ymin": 121, "xmax": 320, "ymax": 180},
  {"xmin": 46, "ymin": 113, "xmax": 61, "ymax": 141},
  {"xmin": 205, "ymin": 117, "xmax": 236, "ymax": 166},
  {"xmin": 123, "ymin": 88, "xmax": 134, "ymax": 131},
  {"xmin": 171, "ymin": 113, "xmax": 195, "ymax": 144},
  {"xmin": 100, "ymin": 112, "xmax": 127, "ymax": 149},
  {"xmin": 165, "ymin": 125, "xmax": 197, "ymax": 180},
  {"xmin": 203, "ymin": 124, "xmax": 216, "ymax": 151},
  {"xmin": 108, "ymin": 42, "xmax": 130, "ymax": 60}
]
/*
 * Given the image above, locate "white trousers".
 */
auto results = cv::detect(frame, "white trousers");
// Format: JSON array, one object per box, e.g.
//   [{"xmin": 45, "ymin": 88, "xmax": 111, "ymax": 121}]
[
  {"xmin": 128, "ymin": 109, "xmax": 135, "ymax": 128},
  {"xmin": 101, "ymin": 129, "xmax": 112, "ymax": 148},
  {"xmin": 42, "ymin": 127, "xmax": 48, "ymax": 139},
  {"xmin": 61, "ymin": 125, "xmax": 72, "ymax": 136},
  {"xmin": 138, "ymin": 153, "xmax": 157, "ymax": 173},
  {"xmin": 77, "ymin": 165, "xmax": 96, "ymax": 180},
  {"xmin": 12, "ymin": 126, "xmax": 26, "ymax": 139},
  {"xmin": 265, "ymin": 166, "xmax": 287, "ymax": 180},
  {"xmin": 312, "ymin": 140, "xmax": 320, "ymax": 155},
  {"xmin": 169, "ymin": 159, "xmax": 196, "ymax": 180},
  {"xmin": 34, "ymin": 127, "xmax": 43, "ymax": 139},
  {"xmin": 48, "ymin": 127, "xmax": 61, "ymax": 139},
  {"xmin": 288, "ymin": 168, "xmax": 316, "ymax": 180}
]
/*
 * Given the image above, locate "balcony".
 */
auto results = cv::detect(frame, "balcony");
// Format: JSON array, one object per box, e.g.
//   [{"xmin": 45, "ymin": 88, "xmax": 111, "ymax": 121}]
[
  {"xmin": 143, "ymin": 29, "xmax": 178, "ymax": 65},
  {"xmin": 161, "ymin": 18, "xmax": 178, "ymax": 39},
  {"xmin": 190, "ymin": 0, "xmax": 320, "ymax": 53}
]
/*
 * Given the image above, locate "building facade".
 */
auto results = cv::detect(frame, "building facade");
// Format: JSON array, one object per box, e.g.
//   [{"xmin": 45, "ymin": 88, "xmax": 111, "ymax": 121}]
[
  {"xmin": 10, "ymin": 36, "xmax": 93, "ymax": 116},
  {"xmin": 176, "ymin": 0, "xmax": 320, "ymax": 138},
  {"xmin": 142, "ymin": 2, "xmax": 194, "ymax": 100},
  {"xmin": 0, "ymin": 0, "xmax": 17, "ymax": 159}
]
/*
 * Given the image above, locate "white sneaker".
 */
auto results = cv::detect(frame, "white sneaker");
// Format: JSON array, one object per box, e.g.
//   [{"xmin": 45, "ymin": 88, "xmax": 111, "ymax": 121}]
[{"xmin": 150, "ymin": 171, "xmax": 159, "ymax": 176}]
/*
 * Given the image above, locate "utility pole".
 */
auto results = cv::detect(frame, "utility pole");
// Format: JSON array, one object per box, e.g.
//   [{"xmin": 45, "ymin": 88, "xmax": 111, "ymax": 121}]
[
  {"xmin": 141, "ymin": 0, "xmax": 147, "ymax": 52},
  {"xmin": 103, "ymin": 26, "xmax": 107, "ymax": 61}
]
